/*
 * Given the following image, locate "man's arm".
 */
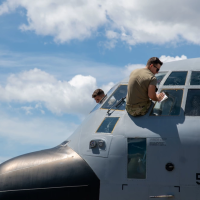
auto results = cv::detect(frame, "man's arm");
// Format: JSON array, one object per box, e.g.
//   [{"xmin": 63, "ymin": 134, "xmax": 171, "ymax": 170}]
[{"xmin": 148, "ymin": 85, "xmax": 165, "ymax": 101}]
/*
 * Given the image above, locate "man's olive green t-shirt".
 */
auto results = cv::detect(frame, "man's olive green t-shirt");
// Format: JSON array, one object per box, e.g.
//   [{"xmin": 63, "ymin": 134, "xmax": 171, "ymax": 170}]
[{"xmin": 126, "ymin": 68, "xmax": 157, "ymax": 106}]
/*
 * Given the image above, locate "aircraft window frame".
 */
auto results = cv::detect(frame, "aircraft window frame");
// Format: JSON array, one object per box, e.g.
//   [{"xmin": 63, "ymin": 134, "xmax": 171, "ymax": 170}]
[
  {"xmin": 101, "ymin": 84, "xmax": 128, "ymax": 112},
  {"xmin": 96, "ymin": 117, "xmax": 120, "ymax": 134},
  {"xmin": 185, "ymin": 89, "xmax": 200, "ymax": 116},
  {"xmin": 127, "ymin": 138, "xmax": 146, "ymax": 179},
  {"xmin": 163, "ymin": 71, "xmax": 188, "ymax": 86},
  {"xmin": 90, "ymin": 84, "xmax": 118, "ymax": 113},
  {"xmin": 150, "ymin": 89, "xmax": 184, "ymax": 116},
  {"xmin": 155, "ymin": 71, "xmax": 168, "ymax": 87}
]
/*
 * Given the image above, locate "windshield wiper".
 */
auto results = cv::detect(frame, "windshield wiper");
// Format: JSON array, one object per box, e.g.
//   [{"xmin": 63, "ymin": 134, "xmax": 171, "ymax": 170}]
[{"xmin": 107, "ymin": 96, "xmax": 126, "ymax": 114}]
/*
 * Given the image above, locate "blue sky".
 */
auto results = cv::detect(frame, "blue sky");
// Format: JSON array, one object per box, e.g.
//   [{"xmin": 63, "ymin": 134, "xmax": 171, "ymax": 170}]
[{"xmin": 0, "ymin": 0, "xmax": 200, "ymax": 163}]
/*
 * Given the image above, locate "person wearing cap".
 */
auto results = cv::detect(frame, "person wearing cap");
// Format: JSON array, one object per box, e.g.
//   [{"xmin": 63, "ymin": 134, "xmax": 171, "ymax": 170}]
[
  {"xmin": 92, "ymin": 89, "xmax": 105, "ymax": 103},
  {"xmin": 126, "ymin": 57, "xmax": 165, "ymax": 117}
]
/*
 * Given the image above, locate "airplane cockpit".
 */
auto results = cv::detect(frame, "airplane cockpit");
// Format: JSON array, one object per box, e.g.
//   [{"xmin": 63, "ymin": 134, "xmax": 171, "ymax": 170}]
[{"xmin": 91, "ymin": 70, "xmax": 200, "ymax": 117}]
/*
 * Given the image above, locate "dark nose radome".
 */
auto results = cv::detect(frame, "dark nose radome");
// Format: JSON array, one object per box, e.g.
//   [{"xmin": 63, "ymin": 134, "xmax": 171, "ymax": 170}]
[{"xmin": 0, "ymin": 145, "xmax": 100, "ymax": 200}]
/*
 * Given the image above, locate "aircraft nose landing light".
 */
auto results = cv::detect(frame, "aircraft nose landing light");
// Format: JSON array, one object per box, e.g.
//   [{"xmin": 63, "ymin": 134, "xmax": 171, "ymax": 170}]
[
  {"xmin": 98, "ymin": 140, "xmax": 104, "ymax": 148},
  {"xmin": 90, "ymin": 140, "xmax": 97, "ymax": 148},
  {"xmin": 89, "ymin": 140, "xmax": 105, "ymax": 149}
]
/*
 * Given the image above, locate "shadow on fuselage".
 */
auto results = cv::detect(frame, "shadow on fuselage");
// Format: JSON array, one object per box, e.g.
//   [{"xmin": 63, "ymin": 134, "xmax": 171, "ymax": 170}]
[{"xmin": 127, "ymin": 105, "xmax": 185, "ymax": 141}]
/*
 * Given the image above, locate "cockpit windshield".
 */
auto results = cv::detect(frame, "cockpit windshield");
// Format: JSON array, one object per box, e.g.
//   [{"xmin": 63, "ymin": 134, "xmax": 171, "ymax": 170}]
[
  {"xmin": 150, "ymin": 89, "xmax": 183, "ymax": 116},
  {"xmin": 101, "ymin": 85, "xmax": 127, "ymax": 110},
  {"xmin": 90, "ymin": 84, "xmax": 118, "ymax": 113},
  {"xmin": 164, "ymin": 71, "xmax": 187, "ymax": 85},
  {"xmin": 190, "ymin": 71, "xmax": 200, "ymax": 85},
  {"xmin": 155, "ymin": 72, "xmax": 167, "ymax": 86},
  {"xmin": 185, "ymin": 89, "xmax": 200, "ymax": 116}
]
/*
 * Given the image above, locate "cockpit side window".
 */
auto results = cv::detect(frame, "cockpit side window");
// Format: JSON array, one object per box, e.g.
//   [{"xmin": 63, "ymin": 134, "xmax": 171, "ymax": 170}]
[
  {"xmin": 127, "ymin": 138, "xmax": 146, "ymax": 179},
  {"xmin": 150, "ymin": 89, "xmax": 183, "ymax": 116},
  {"xmin": 190, "ymin": 71, "xmax": 200, "ymax": 85},
  {"xmin": 164, "ymin": 71, "xmax": 187, "ymax": 85},
  {"xmin": 185, "ymin": 89, "xmax": 200, "ymax": 116},
  {"xmin": 155, "ymin": 72, "xmax": 168, "ymax": 86},
  {"xmin": 101, "ymin": 85, "xmax": 127, "ymax": 110},
  {"xmin": 90, "ymin": 84, "xmax": 118, "ymax": 113},
  {"xmin": 96, "ymin": 117, "xmax": 120, "ymax": 133}
]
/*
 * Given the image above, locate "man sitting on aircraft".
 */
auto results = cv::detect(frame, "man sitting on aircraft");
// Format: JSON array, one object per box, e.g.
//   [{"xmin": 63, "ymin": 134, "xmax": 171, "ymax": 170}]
[
  {"xmin": 92, "ymin": 89, "xmax": 106, "ymax": 103},
  {"xmin": 126, "ymin": 57, "xmax": 165, "ymax": 116}
]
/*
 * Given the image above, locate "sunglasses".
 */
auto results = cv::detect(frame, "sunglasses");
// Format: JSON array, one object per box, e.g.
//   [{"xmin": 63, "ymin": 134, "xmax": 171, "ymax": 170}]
[{"xmin": 153, "ymin": 65, "xmax": 160, "ymax": 72}]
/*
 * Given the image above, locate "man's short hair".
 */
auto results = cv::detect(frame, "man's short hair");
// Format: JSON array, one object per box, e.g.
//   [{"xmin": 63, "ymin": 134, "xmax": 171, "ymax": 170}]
[
  {"xmin": 147, "ymin": 57, "xmax": 163, "ymax": 67},
  {"xmin": 92, "ymin": 89, "xmax": 105, "ymax": 98}
]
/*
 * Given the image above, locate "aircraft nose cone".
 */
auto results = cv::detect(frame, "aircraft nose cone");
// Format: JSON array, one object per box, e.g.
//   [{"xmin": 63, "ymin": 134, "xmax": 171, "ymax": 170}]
[{"xmin": 0, "ymin": 145, "xmax": 100, "ymax": 200}]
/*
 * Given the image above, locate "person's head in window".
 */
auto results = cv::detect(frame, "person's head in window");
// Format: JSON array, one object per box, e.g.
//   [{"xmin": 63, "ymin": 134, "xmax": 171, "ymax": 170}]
[
  {"xmin": 92, "ymin": 89, "xmax": 105, "ymax": 103},
  {"xmin": 147, "ymin": 57, "xmax": 163, "ymax": 75}
]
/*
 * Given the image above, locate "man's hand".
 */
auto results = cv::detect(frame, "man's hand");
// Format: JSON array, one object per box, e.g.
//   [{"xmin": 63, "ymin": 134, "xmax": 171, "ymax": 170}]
[
  {"xmin": 156, "ymin": 92, "xmax": 165, "ymax": 102},
  {"xmin": 148, "ymin": 85, "xmax": 165, "ymax": 101}
]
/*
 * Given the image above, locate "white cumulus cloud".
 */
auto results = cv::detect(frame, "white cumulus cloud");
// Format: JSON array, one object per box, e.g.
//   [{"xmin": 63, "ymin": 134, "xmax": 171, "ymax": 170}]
[
  {"xmin": 159, "ymin": 55, "xmax": 187, "ymax": 63},
  {"xmin": 0, "ymin": 0, "xmax": 107, "ymax": 43},
  {"xmin": 0, "ymin": 68, "xmax": 98, "ymax": 115},
  {"xmin": 0, "ymin": 0, "xmax": 200, "ymax": 45}
]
